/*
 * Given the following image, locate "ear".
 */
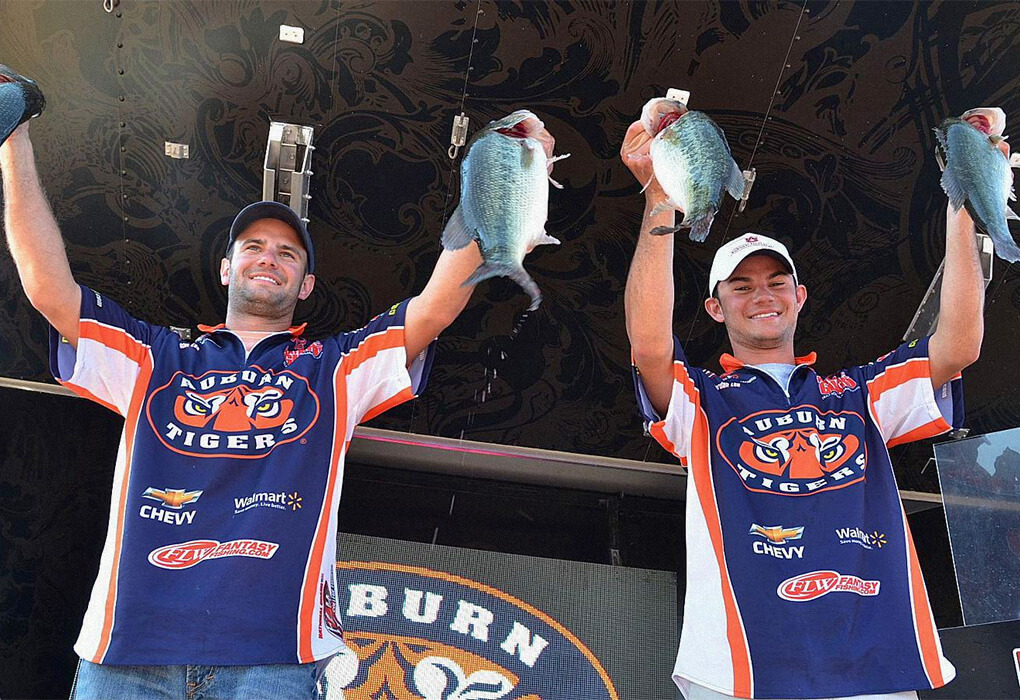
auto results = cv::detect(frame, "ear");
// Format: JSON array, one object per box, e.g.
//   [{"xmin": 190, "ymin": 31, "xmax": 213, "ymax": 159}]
[
  {"xmin": 705, "ymin": 295, "xmax": 725, "ymax": 323},
  {"xmin": 219, "ymin": 257, "xmax": 231, "ymax": 287},
  {"xmin": 298, "ymin": 273, "xmax": 316, "ymax": 301},
  {"xmin": 795, "ymin": 283, "xmax": 807, "ymax": 312}
]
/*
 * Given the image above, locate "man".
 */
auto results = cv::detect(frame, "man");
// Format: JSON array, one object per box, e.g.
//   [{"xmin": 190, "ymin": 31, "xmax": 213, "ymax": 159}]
[
  {"xmin": 621, "ymin": 107, "xmax": 999, "ymax": 700},
  {"xmin": 1, "ymin": 67, "xmax": 492, "ymax": 698}
]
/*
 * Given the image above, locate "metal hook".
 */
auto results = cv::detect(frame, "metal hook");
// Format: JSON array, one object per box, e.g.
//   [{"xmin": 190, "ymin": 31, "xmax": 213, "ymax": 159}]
[
  {"xmin": 739, "ymin": 168, "xmax": 756, "ymax": 212},
  {"xmin": 448, "ymin": 112, "xmax": 469, "ymax": 160}
]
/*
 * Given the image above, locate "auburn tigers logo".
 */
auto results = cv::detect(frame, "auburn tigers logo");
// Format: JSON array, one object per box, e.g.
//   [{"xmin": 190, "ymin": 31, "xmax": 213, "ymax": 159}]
[
  {"xmin": 146, "ymin": 367, "xmax": 319, "ymax": 458},
  {"xmin": 717, "ymin": 406, "xmax": 868, "ymax": 495}
]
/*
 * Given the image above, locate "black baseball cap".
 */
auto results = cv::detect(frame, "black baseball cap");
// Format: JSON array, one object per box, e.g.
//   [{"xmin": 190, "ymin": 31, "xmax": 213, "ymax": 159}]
[{"xmin": 227, "ymin": 201, "xmax": 315, "ymax": 273}]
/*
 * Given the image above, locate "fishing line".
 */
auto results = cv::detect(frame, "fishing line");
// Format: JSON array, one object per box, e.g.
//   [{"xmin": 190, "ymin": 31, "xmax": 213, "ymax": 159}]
[
  {"xmin": 409, "ymin": 0, "xmax": 483, "ymax": 436},
  {"xmin": 679, "ymin": 0, "xmax": 809, "ymax": 351}
]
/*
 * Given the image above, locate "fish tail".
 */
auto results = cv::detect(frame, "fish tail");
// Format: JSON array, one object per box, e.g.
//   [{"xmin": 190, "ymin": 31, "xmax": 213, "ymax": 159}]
[
  {"xmin": 687, "ymin": 212, "xmax": 716, "ymax": 243},
  {"xmin": 725, "ymin": 160, "xmax": 745, "ymax": 201},
  {"xmin": 649, "ymin": 225, "xmax": 681, "ymax": 236},
  {"xmin": 462, "ymin": 262, "xmax": 544, "ymax": 311},
  {"xmin": 989, "ymin": 226, "xmax": 1020, "ymax": 263}
]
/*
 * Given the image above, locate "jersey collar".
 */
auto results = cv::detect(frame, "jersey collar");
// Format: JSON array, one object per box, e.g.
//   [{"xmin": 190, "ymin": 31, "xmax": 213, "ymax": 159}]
[
  {"xmin": 197, "ymin": 322, "xmax": 307, "ymax": 336},
  {"xmin": 719, "ymin": 351, "xmax": 817, "ymax": 374}
]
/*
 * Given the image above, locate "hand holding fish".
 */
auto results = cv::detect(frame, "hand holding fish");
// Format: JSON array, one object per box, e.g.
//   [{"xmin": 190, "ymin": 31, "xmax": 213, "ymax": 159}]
[
  {"xmin": 621, "ymin": 119, "xmax": 669, "ymax": 204},
  {"xmin": 935, "ymin": 106, "xmax": 1020, "ymax": 262},
  {"xmin": 441, "ymin": 110, "xmax": 568, "ymax": 311}
]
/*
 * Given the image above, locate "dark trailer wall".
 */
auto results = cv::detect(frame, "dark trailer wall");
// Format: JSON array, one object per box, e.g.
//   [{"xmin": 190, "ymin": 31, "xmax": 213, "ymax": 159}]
[{"xmin": 2, "ymin": 1, "xmax": 1020, "ymax": 698}]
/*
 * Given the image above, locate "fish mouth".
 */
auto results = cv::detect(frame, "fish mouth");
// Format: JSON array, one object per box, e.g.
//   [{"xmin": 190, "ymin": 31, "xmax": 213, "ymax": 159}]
[
  {"xmin": 960, "ymin": 107, "xmax": 1005, "ymax": 137},
  {"xmin": 491, "ymin": 109, "xmax": 555, "ymax": 158},
  {"xmin": 641, "ymin": 97, "xmax": 689, "ymax": 136}
]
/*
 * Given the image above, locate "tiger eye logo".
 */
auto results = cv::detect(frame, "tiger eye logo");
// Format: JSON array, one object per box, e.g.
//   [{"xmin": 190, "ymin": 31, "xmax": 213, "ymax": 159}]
[
  {"xmin": 716, "ymin": 406, "xmax": 868, "ymax": 496},
  {"xmin": 146, "ymin": 367, "xmax": 319, "ymax": 458},
  {"xmin": 324, "ymin": 562, "xmax": 619, "ymax": 700}
]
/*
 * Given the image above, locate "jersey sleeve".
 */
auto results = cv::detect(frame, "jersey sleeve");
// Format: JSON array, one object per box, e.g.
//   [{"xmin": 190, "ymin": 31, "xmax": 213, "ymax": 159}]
[
  {"xmin": 335, "ymin": 299, "xmax": 435, "ymax": 426},
  {"xmin": 48, "ymin": 285, "xmax": 168, "ymax": 416},
  {"xmin": 851, "ymin": 335, "xmax": 964, "ymax": 448},
  {"xmin": 632, "ymin": 336, "xmax": 704, "ymax": 463}
]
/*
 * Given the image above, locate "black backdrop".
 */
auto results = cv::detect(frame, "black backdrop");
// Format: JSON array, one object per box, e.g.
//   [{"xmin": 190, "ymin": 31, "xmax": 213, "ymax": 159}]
[{"xmin": 2, "ymin": 1, "xmax": 1019, "ymax": 697}]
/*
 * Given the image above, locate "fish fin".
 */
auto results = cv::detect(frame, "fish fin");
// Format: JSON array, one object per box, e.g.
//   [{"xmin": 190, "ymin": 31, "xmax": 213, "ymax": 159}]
[
  {"xmin": 547, "ymin": 174, "xmax": 564, "ymax": 190},
  {"xmin": 440, "ymin": 205, "xmax": 476, "ymax": 250},
  {"xmin": 463, "ymin": 262, "xmax": 544, "ymax": 311},
  {"xmin": 639, "ymin": 172, "xmax": 654, "ymax": 194},
  {"xmin": 725, "ymin": 160, "xmax": 745, "ymax": 201},
  {"xmin": 521, "ymin": 140, "xmax": 540, "ymax": 168},
  {"xmin": 548, "ymin": 152, "xmax": 571, "ymax": 165},
  {"xmin": 649, "ymin": 225, "xmax": 681, "ymax": 236},
  {"xmin": 649, "ymin": 200, "xmax": 678, "ymax": 218},
  {"xmin": 989, "ymin": 228, "xmax": 1020, "ymax": 263},
  {"xmin": 940, "ymin": 167, "xmax": 967, "ymax": 211},
  {"xmin": 533, "ymin": 231, "xmax": 560, "ymax": 247},
  {"xmin": 1007, "ymin": 206, "xmax": 1020, "ymax": 221},
  {"xmin": 687, "ymin": 213, "xmax": 715, "ymax": 243}
]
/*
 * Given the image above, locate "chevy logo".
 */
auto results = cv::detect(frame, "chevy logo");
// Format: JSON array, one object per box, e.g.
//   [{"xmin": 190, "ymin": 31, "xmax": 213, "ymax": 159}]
[{"xmin": 142, "ymin": 487, "xmax": 203, "ymax": 509}]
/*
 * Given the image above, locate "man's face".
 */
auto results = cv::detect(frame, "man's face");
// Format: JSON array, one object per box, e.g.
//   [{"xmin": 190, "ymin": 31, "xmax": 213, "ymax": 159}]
[
  {"xmin": 705, "ymin": 253, "xmax": 807, "ymax": 351},
  {"xmin": 219, "ymin": 218, "xmax": 315, "ymax": 318}
]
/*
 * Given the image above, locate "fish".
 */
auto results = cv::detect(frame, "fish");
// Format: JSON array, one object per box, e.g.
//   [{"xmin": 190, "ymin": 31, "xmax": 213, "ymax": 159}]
[
  {"xmin": 442, "ymin": 109, "xmax": 568, "ymax": 311},
  {"xmin": 935, "ymin": 111, "xmax": 1020, "ymax": 263},
  {"xmin": 637, "ymin": 98, "xmax": 745, "ymax": 241},
  {"xmin": 0, "ymin": 64, "xmax": 46, "ymax": 148}
]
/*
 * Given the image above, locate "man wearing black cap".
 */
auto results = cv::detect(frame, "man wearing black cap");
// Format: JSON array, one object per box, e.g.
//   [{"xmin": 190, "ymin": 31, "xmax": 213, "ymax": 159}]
[
  {"xmin": 620, "ymin": 111, "xmax": 999, "ymax": 700},
  {"xmin": 1, "ymin": 67, "xmax": 492, "ymax": 699}
]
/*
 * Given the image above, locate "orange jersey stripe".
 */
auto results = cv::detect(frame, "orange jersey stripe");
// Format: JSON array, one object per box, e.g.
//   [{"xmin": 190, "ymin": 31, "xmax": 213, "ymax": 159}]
[
  {"xmin": 60, "ymin": 380, "xmax": 121, "ymax": 415},
  {"xmin": 677, "ymin": 360, "xmax": 752, "ymax": 696},
  {"xmin": 867, "ymin": 359, "xmax": 930, "ymax": 407},
  {"xmin": 887, "ymin": 417, "xmax": 951, "ymax": 448},
  {"xmin": 298, "ymin": 326, "xmax": 406, "ymax": 661},
  {"xmin": 906, "ymin": 525, "xmax": 945, "ymax": 687},
  {"xmin": 80, "ymin": 320, "xmax": 150, "ymax": 365},
  {"xmin": 94, "ymin": 351, "xmax": 153, "ymax": 662}
]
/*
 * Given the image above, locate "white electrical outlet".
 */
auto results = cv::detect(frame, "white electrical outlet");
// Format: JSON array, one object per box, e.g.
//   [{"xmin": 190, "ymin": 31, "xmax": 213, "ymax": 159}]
[{"xmin": 279, "ymin": 25, "xmax": 304, "ymax": 44}]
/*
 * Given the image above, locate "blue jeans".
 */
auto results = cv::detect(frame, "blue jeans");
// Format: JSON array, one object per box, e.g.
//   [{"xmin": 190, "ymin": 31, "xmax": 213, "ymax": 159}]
[{"xmin": 70, "ymin": 659, "xmax": 322, "ymax": 700}]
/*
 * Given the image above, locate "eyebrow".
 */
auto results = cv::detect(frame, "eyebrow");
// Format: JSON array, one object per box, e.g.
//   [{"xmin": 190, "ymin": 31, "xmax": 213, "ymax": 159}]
[
  {"xmin": 240, "ymin": 238, "xmax": 302, "ymax": 254},
  {"xmin": 726, "ymin": 271, "xmax": 791, "ymax": 284}
]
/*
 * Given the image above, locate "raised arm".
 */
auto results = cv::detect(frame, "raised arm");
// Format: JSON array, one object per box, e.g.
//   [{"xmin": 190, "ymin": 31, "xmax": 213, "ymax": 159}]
[
  {"xmin": 926, "ymin": 132, "xmax": 1010, "ymax": 388},
  {"xmin": 621, "ymin": 120, "xmax": 676, "ymax": 416},
  {"xmin": 927, "ymin": 201, "xmax": 985, "ymax": 390},
  {"xmin": 403, "ymin": 241, "xmax": 483, "ymax": 363},
  {"xmin": 1, "ymin": 124, "xmax": 81, "ymax": 346}
]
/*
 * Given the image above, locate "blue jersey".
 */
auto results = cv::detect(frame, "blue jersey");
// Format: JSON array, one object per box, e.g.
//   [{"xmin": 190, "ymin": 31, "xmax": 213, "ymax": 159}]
[
  {"xmin": 50, "ymin": 286, "xmax": 433, "ymax": 665},
  {"xmin": 634, "ymin": 337, "xmax": 961, "ymax": 699}
]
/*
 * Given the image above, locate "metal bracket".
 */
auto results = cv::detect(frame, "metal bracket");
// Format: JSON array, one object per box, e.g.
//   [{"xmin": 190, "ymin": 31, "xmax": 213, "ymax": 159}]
[
  {"xmin": 666, "ymin": 88, "xmax": 691, "ymax": 106},
  {"xmin": 904, "ymin": 232, "xmax": 994, "ymax": 342},
  {"xmin": 263, "ymin": 122, "xmax": 314, "ymax": 221},
  {"xmin": 164, "ymin": 142, "xmax": 189, "ymax": 159},
  {"xmin": 739, "ymin": 168, "xmax": 756, "ymax": 212},
  {"xmin": 448, "ymin": 112, "xmax": 469, "ymax": 159}
]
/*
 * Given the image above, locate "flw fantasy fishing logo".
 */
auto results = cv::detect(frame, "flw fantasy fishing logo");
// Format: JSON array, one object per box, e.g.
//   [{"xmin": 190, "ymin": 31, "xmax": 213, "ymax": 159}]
[
  {"xmin": 145, "ymin": 367, "xmax": 319, "ymax": 458},
  {"xmin": 322, "ymin": 562, "xmax": 618, "ymax": 700},
  {"xmin": 716, "ymin": 406, "xmax": 868, "ymax": 495}
]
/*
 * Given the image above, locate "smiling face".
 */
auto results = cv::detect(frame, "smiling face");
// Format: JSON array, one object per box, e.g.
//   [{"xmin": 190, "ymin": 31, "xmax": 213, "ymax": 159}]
[
  {"xmin": 705, "ymin": 253, "xmax": 807, "ymax": 357},
  {"xmin": 220, "ymin": 218, "xmax": 315, "ymax": 327}
]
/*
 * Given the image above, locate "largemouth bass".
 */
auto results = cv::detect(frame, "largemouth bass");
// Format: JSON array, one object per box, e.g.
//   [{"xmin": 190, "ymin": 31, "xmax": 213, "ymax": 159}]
[
  {"xmin": 935, "ymin": 111, "xmax": 1020, "ymax": 262},
  {"xmin": 640, "ymin": 98, "xmax": 744, "ymax": 241},
  {"xmin": 442, "ymin": 110, "xmax": 568, "ymax": 311}
]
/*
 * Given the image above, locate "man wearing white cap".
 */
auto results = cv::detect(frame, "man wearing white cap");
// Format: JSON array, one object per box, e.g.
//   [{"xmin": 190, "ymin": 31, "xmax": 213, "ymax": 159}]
[{"xmin": 620, "ymin": 111, "xmax": 1000, "ymax": 700}]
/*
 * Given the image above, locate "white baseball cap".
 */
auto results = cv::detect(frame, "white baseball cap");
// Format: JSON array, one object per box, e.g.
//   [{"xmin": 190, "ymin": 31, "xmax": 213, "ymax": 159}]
[{"xmin": 708, "ymin": 233, "xmax": 798, "ymax": 296}]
